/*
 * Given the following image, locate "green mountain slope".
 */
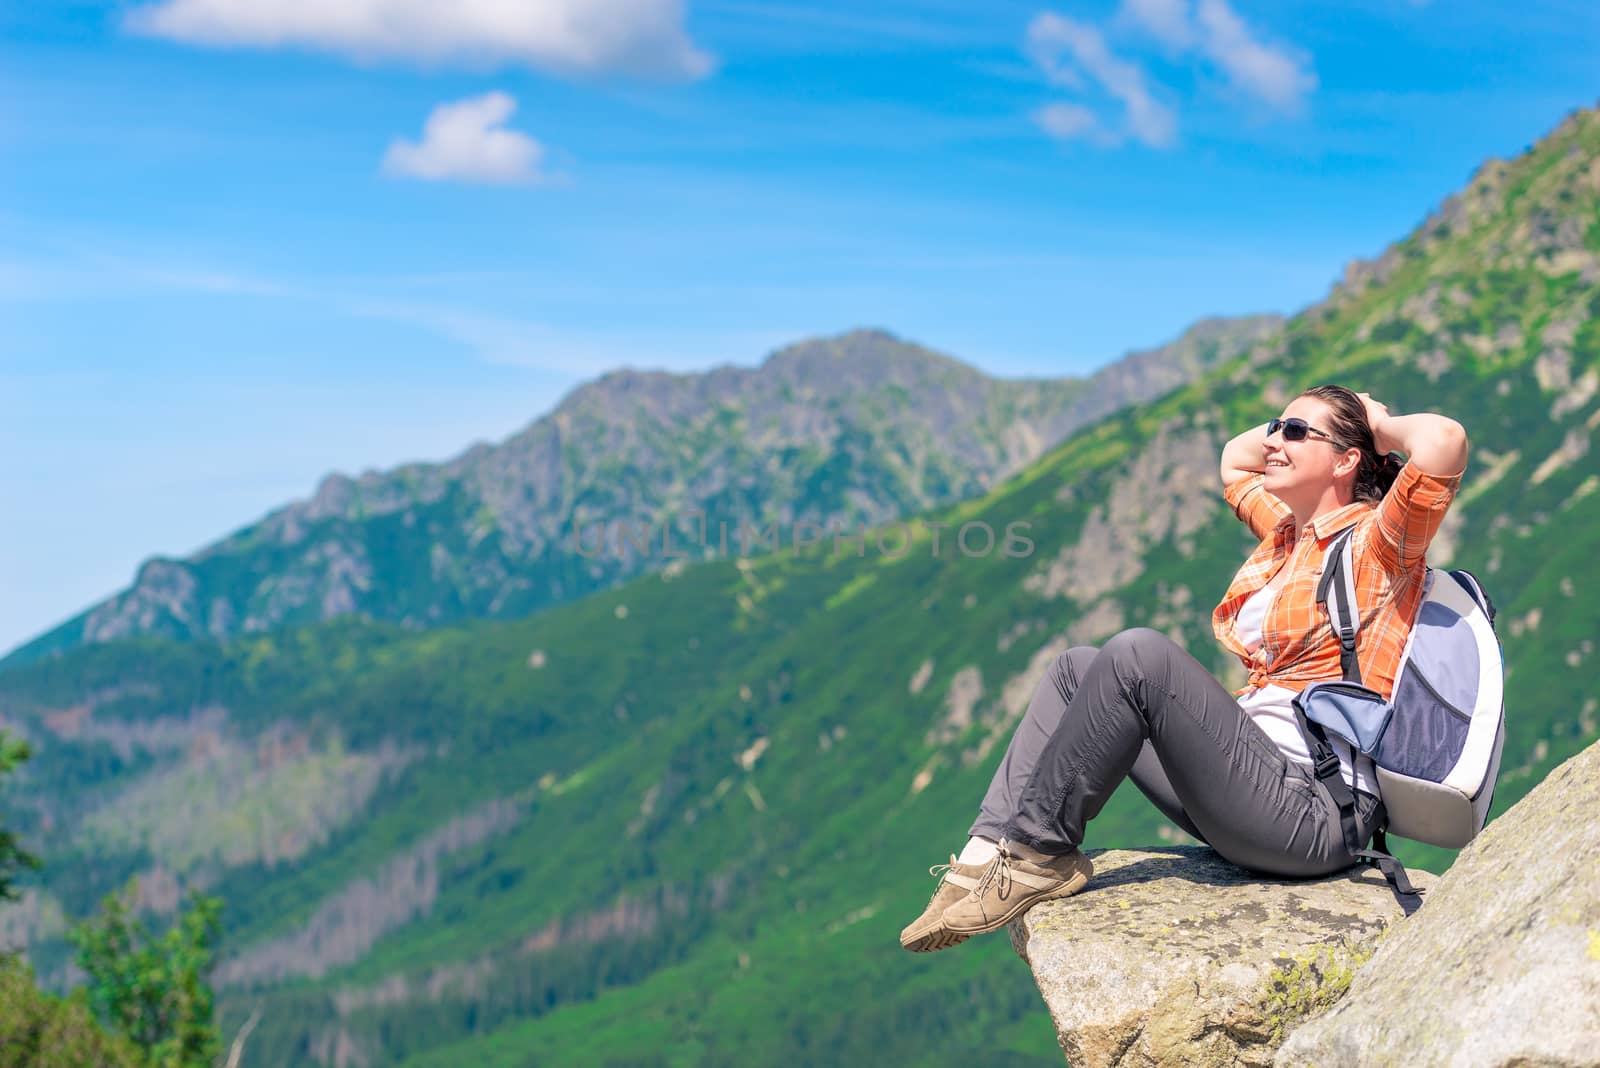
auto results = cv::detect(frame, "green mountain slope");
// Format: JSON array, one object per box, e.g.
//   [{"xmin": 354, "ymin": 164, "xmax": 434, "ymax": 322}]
[
  {"xmin": 1, "ymin": 105, "xmax": 1598, "ymax": 1065},
  {"xmin": 3, "ymin": 319, "xmax": 1278, "ymax": 669}
]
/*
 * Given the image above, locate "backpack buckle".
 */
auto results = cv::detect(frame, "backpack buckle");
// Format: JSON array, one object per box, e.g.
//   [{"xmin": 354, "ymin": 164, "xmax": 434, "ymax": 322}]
[{"xmin": 1313, "ymin": 751, "xmax": 1342, "ymax": 779}]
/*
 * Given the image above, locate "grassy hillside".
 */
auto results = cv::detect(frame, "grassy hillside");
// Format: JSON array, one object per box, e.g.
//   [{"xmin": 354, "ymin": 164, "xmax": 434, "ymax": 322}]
[{"xmin": 0, "ymin": 105, "xmax": 1597, "ymax": 1065}]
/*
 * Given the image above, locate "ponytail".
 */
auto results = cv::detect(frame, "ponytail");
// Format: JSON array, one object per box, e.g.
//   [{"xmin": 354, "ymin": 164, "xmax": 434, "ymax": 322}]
[{"xmin": 1358, "ymin": 451, "xmax": 1405, "ymax": 504}]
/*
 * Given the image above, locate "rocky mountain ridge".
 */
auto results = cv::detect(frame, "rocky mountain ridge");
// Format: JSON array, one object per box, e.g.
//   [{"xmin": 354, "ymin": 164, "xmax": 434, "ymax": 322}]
[{"xmin": 4, "ymin": 318, "xmax": 1279, "ymax": 665}]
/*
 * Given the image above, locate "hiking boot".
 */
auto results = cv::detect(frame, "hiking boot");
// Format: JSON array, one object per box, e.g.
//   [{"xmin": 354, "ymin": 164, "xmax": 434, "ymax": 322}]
[
  {"xmin": 941, "ymin": 838, "xmax": 1093, "ymax": 935},
  {"xmin": 899, "ymin": 855, "xmax": 988, "ymax": 953}
]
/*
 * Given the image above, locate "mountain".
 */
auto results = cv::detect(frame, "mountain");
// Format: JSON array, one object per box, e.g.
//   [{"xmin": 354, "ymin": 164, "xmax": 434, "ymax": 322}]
[
  {"xmin": 1, "ymin": 318, "xmax": 1279, "ymax": 668},
  {"xmin": 1, "ymin": 103, "xmax": 1597, "ymax": 1067}
]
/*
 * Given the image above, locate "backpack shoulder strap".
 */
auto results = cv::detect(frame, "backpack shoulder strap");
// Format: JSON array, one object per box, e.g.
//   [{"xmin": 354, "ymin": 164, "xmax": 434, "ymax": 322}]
[
  {"xmin": 1447, "ymin": 568, "xmax": 1497, "ymax": 626},
  {"xmin": 1304, "ymin": 522, "xmax": 1424, "ymax": 914},
  {"xmin": 1315, "ymin": 524, "xmax": 1362, "ymax": 685}
]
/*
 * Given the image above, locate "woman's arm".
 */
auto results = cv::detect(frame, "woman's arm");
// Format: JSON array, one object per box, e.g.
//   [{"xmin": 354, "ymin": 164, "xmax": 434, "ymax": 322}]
[
  {"xmin": 1219, "ymin": 421, "xmax": 1272, "ymax": 486},
  {"xmin": 1220, "ymin": 420, "xmax": 1291, "ymax": 540},
  {"xmin": 1360, "ymin": 394, "xmax": 1469, "ymax": 478}
]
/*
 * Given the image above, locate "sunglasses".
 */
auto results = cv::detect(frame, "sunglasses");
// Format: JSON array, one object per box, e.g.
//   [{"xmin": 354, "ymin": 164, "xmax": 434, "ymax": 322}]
[{"xmin": 1266, "ymin": 417, "xmax": 1338, "ymax": 444}]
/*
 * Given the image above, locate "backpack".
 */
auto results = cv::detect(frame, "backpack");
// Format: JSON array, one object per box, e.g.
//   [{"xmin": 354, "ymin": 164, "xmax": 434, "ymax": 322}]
[{"xmin": 1291, "ymin": 523, "xmax": 1507, "ymax": 914}]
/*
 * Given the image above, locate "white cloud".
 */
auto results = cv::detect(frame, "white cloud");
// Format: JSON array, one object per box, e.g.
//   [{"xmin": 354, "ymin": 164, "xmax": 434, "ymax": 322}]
[
  {"xmin": 1116, "ymin": 0, "xmax": 1314, "ymax": 113},
  {"xmin": 0, "ymin": 253, "xmax": 292, "ymax": 301},
  {"xmin": 131, "ymin": 266, "xmax": 291, "ymax": 296},
  {"xmin": 0, "ymin": 246, "xmax": 798, "ymax": 379},
  {"xmin": 382, "ymin": 92, "xmax": 547, "ymax": 186},
  {"xmin": 1192, "ymin": 0, "xmax": 1316, "ymax": 114},
  {"xmin": 124, "ymin": 0, "xmax": 714, "ymax": 79},
  {"xmin": 1028, "ymin": 1, "xmax": 1315, "ymax": 148},
  {"xmin": 1118, "ymin": 0, "xmax": 1193, "ymax": 51},
  {"xmin": 337, "ymin": 297, "xmax": 809, "ymax": 379},
  {"xmin": 1026, "ymin": 13, "xmax": 1176, "ymax": 147},
  {"xmin": 344, "ymin": 298, "xmax": 617, "ymax": 373},
  {"xmin": 1032, "ymin": 102, "xmax": 1110, "ymax": 143}
]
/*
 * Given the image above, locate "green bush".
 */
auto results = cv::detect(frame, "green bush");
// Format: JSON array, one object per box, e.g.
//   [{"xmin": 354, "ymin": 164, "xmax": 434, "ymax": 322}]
[
  {"xmin": 0, "ymin": 731, "xmax": 41, "ymax": 905},
  {"xmin": 68, "ymin": 882, "xmax": 225, "ymax": 1068},
  {"xmin": 0, "ymin": 954, "xmax": 142, "ymax": 1068},
  {"xmin": 3, "ymin": 729, "xmax": 229, "ymax": 1068}
]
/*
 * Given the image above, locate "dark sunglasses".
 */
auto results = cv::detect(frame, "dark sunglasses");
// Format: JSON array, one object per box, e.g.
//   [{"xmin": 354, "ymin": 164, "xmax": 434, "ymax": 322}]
[{"xmin": 1266, "ymin": 417, "xmax": 1337, "ymax": 443}]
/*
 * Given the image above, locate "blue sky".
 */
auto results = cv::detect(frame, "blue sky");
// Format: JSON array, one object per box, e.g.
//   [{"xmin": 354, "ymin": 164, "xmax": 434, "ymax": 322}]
[{"xmin": 2, "ymin": 0, "xmax": 1598, "ymax": 656}]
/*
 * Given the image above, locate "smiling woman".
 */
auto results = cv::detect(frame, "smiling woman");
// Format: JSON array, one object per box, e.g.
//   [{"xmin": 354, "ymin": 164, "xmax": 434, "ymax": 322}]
[
  {"xmin": 1229, "ymin": 386, "xmax": 1466, "ymax": 531},
  {"xmin": 900, "ymin": 383, "xmax": 1469, "ymax": 953}
]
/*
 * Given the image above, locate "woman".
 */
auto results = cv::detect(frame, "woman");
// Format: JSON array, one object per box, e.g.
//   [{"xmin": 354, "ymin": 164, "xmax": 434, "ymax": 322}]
[{"xmin": 900, "ymin": 384, "xmax": 1468, "ymax": 953}]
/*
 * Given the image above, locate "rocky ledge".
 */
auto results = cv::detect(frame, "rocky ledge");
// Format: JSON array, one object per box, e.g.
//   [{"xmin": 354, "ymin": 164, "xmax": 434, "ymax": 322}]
[
  {"xmin": 1008, "ymin": 846, "xmax": 1431, "ymax": 1067},
  {"xmin": 1010, "ymin": 739, "xmax": 1600, "ymax": 1067}
]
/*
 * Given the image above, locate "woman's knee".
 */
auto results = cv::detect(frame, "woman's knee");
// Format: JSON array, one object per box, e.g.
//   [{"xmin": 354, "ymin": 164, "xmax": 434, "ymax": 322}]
[
  {"xmin": 1101, "ymin": 627, "xmax": 1175, "ymax": 664},
  {"xmin": 1049, "ymin": 645, "xmax": 1100, "ymax": 692}
]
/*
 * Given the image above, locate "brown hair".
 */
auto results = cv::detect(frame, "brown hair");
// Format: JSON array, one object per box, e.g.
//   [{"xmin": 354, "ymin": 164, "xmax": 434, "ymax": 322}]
[{"xmin": 1298, "ymin": 384, "xmax": 1404, "ymax": 504}]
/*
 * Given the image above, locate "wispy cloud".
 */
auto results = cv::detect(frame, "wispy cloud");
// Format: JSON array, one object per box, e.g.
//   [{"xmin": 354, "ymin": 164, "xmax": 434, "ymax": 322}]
[
  {"xmin": 123, "ymin": 0, "xmax": 715, "ymax": 79},
  {"xmin": 1032, "ymin": 101, "xmax": 1116, "ymax": 145},
  {"xmin": 701, "ymin": 1, "xmax": 978, "ymax": 47},
  {"xmin": 0, "ymin": 253, "xmax": 291, "ymax": 302},
  {"xmin": 341, "ymin": 298, "xmax": 626, "ymax": 374},
  {"xmin": 3, "ymin": 246, "xmax": 800, "ymax": 377},
  {"xmin": 1027, "ymin": 0, "xmax": 1315, "ymax": 148},
  {"xmin": 1119, "ymin": 0, "xmax": 1315, "ymax": 113},
  {"xmin": 337, "ymin": 297, "xmax": 806, "ymax": 377},
  {"xmin": 1027, "ymin": 13, "xmax": 1176, "ymax": 147},
  {"xmin": 1118, "ymin": 0, "xmax": 1194, "ymax": 51},
  {"xmin": 1191, "ymin": 0, "xmax": 1316, "ymax": 113},
  {"xmin": 130, "ymin": 266, "xmax": 292, "ymax": 296},
  {"xmin": 382, "ymin": 93, "xmax": 550, "ymax": 186}
]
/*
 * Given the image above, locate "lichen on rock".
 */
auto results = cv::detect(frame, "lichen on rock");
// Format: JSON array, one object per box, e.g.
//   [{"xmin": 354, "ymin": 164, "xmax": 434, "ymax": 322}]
[
  {"xmin": 1275, "ymin": 740, "xmax": 1600, "ymax": 1068},
  {"xmin": 1009, "ymin": 740, "xmax": 1600, "ymax": 1067},
  {"xmin": 1257, "ymin": 933, "xmax": 1382, "ymax": 1044},
  {"xmin": 1009, "ymin": 846, "xmax": 1429, "ymax": 1068}
]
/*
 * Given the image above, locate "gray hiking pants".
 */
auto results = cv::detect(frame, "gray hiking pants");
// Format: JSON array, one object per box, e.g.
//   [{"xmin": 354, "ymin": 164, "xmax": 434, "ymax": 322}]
[{"xmin": 970, "ymin": 628, "xmax": 1384, "ymax": 878}]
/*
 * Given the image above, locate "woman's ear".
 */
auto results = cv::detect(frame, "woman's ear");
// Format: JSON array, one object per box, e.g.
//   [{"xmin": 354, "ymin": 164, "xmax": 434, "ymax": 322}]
[{"xmin": 1335, "ymin": 447, "xmax": 1362, "ymax": 479}]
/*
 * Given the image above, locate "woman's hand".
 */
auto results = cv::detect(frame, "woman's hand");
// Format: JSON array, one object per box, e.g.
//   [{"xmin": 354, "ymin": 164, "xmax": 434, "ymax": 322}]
[{"xmin": 1356, "ymin": 392, "xmax": 1394, "ymax": 452}]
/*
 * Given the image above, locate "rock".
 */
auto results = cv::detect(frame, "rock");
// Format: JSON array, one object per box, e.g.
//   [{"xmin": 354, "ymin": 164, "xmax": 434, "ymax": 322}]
[
  {"xmin": 1276, "ymin": 741, "xmax": 1600, "ymax": 1068},
  {"xmin": 1010, "ymin": 846, "xmax": 1434, "ymax": 1067}
]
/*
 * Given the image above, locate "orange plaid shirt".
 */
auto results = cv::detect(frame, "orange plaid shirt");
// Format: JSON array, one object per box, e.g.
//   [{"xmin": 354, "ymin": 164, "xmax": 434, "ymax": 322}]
[{"xmin": 1212, "ymin": 459, "xmax": 1464, "ymax": 700}]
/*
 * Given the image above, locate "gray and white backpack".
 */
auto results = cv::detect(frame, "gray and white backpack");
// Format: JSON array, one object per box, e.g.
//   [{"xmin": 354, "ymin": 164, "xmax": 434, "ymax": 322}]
[{"xmin": 1291, "ymin": 522, "xmax": 1507, "ymax": 913}]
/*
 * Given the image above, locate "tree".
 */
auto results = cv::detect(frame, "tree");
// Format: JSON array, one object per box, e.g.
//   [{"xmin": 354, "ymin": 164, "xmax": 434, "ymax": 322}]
[
  {"xmin": 3, "ymin": 728, "xmax": 237, "ymax": 1067},
  {"xmin": 0, "ymin": 954, "xmax": 143, "ymax": 1068},
  {"xmin": 0, "ymin": 730, "xmax": 41, "ymax": 904},
  {"xmin": 1, "ymin": 729, "xmax": 142, "ymax": 1067},
  {"xmin": 68, "ymin": 880, "xmax": 225, "ymax": 1068}
]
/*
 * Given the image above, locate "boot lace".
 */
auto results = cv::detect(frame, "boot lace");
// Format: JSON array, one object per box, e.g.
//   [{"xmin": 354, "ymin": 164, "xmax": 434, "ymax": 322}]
[
  {"xmin": 973, "ymin": 839, "xmax": 1017, "ymax": 901},
  {"xmin": 922, "ymin": 855, "xmax": 959, "ymax": 905}
]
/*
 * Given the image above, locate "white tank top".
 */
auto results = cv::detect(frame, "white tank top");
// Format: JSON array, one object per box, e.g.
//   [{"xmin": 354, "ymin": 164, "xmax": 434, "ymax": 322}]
[{"xmin": 1232, "ymin": 579, "xmax": 1376, "ymax": 796}]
